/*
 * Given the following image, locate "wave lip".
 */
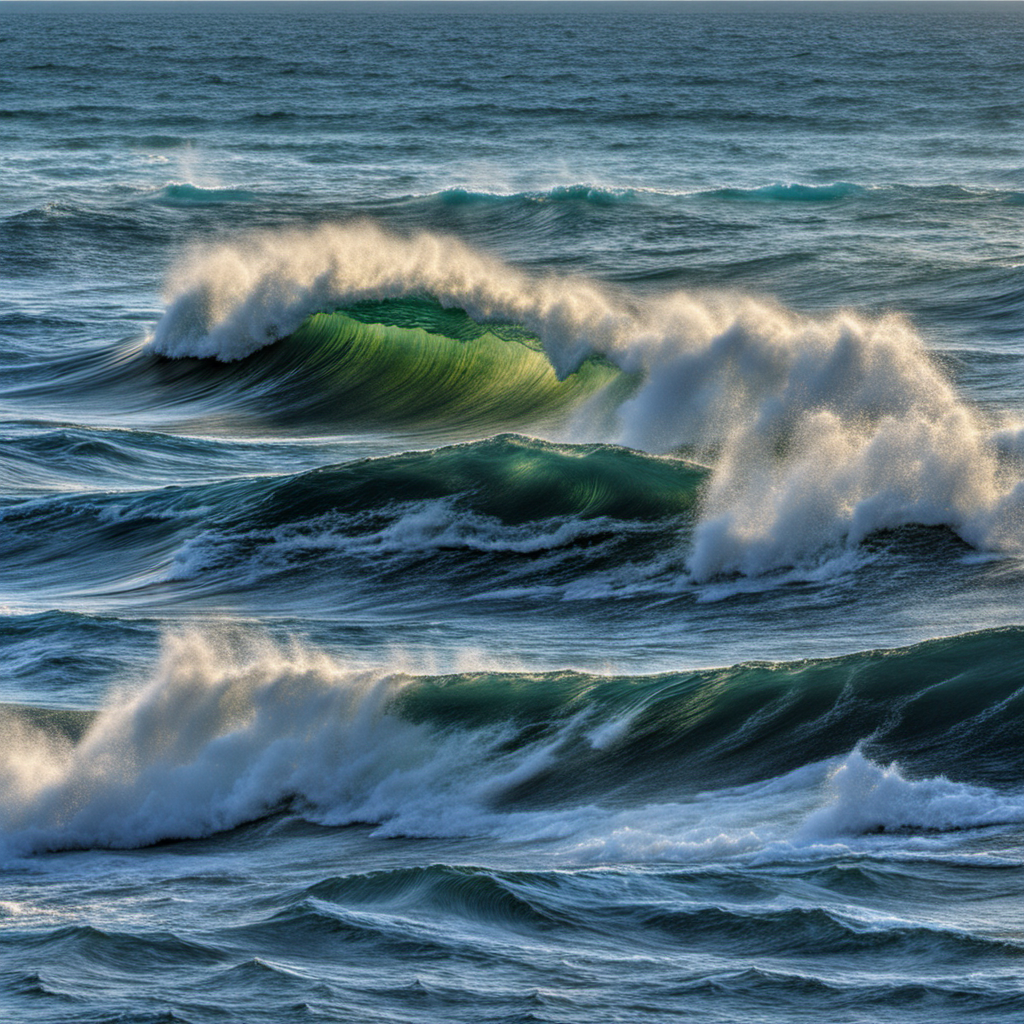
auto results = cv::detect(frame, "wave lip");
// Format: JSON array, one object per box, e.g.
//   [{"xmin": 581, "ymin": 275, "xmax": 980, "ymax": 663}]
[{"xmin": 146, "ymin": 221, "xmax": 631, "ymax": 372}]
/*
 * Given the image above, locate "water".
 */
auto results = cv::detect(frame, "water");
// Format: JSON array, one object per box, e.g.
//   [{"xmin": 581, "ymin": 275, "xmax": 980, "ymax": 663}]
[{"xmin": 1, "ymin": 2, "xmax": 1022, "ymax": 1021}]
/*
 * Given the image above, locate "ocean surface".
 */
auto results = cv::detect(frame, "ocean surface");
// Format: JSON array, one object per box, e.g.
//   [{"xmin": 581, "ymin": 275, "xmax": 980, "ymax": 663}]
[{"xmin": 1, "ymin": 2, "xmax": 1022, "ymax": 1021}]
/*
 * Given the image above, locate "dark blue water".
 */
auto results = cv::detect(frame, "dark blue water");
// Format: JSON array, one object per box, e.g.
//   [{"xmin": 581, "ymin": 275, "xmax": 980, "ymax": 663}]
[{"xmin": 1, "ymin": 3, "xmax": 1022, "ymax": 1022}]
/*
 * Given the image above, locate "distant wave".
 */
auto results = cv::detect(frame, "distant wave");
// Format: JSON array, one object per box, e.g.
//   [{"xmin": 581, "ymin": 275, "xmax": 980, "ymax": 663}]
[
  {"xmin": 396, "ymin": 181, "xmax": 1022, "ymax": 209},
  {"xmin": 399, "ymin": 181, "xmax": 863, "ymax": 209},
  {"xmin": 4, "ymin": 181, "xmax": 1018, "ymax": 233},
  {"xmin": 706, "ymin": 181, "xmax": 864, "ymax": 202},
  {"xmin": 420, "ymin": 183, "xmax": 646, "ymax": 206},
  {"xmin": 145, "ymin": 182, "xmax": 256, "ymax": 205},
  {"xmin": 146, "ymin": 222, "xmax": 1024, "ymax": 579},
  {"xmin": 1, "ymin": 628, "xmax": 1020, "ymax": 856}
]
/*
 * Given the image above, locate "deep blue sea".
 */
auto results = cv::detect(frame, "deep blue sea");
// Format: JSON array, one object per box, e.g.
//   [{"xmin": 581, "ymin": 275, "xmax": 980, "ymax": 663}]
[{"xmin": 1, "ymin": 2, "xmax": 1022, "ymax": 1021}]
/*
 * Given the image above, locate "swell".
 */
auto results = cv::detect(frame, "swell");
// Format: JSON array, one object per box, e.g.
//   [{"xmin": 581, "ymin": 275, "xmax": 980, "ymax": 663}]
[
  {"xmin": 1, "ymin": 628, "xmax": 1020, "ymax": 855},
  {"xmin": 400, "ymin": 181, "xmax": 1024, "ymax": 208},
  {"xmin": 393, "ymin": 627, "xmax": 1024, "ymax": 793},
  {"xmin": 14, "ymin": 878, "xmax": 1021, "ymax": 1021},
  {"xmin": 236, "ymin": 865, "xmax": 1024, "ymax": 977},
  {"xmin": 242, "ymin": 434, "xmax": 703, "ymax": 528},
  {"xmin": 0, "ymin": 424, "xmax": 352, "ymax": 496},
  {"xmin": 0, "ymin": 435, "xmax": 704, "ymax": 601}
]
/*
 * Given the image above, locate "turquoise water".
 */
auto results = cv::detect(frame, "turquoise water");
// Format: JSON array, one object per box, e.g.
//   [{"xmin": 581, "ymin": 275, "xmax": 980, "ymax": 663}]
[{"xmin": 1, "ymin": 3, "xmax": 1022, "ymax": 1022}]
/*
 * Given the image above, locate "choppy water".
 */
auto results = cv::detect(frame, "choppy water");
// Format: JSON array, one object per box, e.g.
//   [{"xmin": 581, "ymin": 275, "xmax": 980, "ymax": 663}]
[{"xmin": 1, "ymin": 3, "xmax": 1022, "ymax": 1022}]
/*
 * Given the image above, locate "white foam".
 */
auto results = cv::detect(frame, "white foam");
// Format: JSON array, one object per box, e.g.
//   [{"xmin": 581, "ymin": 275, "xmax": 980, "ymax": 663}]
[
  {"xmin": 587, "ymin": 712, "xmax": 639, "ymax": 751},
  {"xmin": 796, "ymin": 747, "xmax": 1024, "ymax": 841},
  {"xmin": 992, "ymin": 422, "xmax": 1024, "ymax": 464},
  {"xmin": 0, "ymin": 633, "xmax": 589, "ymax": 855},
  {"xmin": 348, "ymin": 501, "xmax": 618, "ymax": 557},
  {"xmin": 149, "ymin": 222, "xmax": 625, "ymax": 374}
]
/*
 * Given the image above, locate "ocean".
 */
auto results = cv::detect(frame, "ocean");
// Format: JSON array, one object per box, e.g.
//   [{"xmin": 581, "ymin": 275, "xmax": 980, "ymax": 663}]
[{"xmin": 1, "ymin": 2, "xmax": 1022, "ymax": 1021}]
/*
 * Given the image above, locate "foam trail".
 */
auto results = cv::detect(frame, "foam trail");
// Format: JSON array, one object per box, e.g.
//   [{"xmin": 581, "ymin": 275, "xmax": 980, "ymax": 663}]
[{"xmin": 150, "ymin": 224, "xmax": 1024, "ymax": 577}]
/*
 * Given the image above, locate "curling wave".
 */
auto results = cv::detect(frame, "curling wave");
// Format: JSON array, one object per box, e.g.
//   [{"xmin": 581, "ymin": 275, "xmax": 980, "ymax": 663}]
[
  {"xmin": 148, "ymin": 223, "xmax": 1024, "ymax": 578},
  {"xmin": 238, "ymin": 301, "xmax": 632, "ymax": 428}
]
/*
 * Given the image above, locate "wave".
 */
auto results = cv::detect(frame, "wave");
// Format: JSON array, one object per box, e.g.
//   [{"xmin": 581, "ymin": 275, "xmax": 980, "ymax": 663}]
[
  {"xmin": 219, "ymin": 864, "xmax": 1023, "ymax": 991},
  {"xmin": 7, "ymin": 434, "xmax": 684, "ymax": 535},
  {"xmin": 0, "ymin": 435, "xmax": 703, "ymax": 601},
  {"xmin": 155, "ymin": 436, "xmax": 700, "ymax": 599},
  {"xmin": 148, "ymin": 221, "xmax": 622, "ymax": 369},
  {"xmin": 1, "ymin": 628, "xmax": 1020, "ymax": 856},
  {"xmin": 420, "ymin": 183, "xmax": 645, "ymax": 207},
  {"xmin": 706, "ymin": 181, "xmax": 865, "ymax": 202},
  {"xmin": 145, "ymin": 222, "xmax": 1024, "ymax": 579},
  {"xmin": 145, "ymin": 182, "xmax": 256, "ymax": 206},
  {"xmin": 253, "ymin": 434, "xmax": 698, "ymax": 525},
  {"xmin": 397, "ymin": 181, "xmax": 1021, "ymax": 210},
  {"xmin": 233, "ymin": 301, "xmax": 632, "ymax": 428}
]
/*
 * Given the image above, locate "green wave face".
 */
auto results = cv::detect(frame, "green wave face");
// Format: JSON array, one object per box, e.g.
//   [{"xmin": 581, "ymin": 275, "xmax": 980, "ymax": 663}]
[
  {"xmin": 245, "ymin": 298, "xmax": 636, "ymax": 429},
  {"xmin": 392, "ymin": 626, "xmax": 1024, "ymax": 795},
  {"xmin": 252, "ymin": 434, "xmax": 707, "ymax": 528}
]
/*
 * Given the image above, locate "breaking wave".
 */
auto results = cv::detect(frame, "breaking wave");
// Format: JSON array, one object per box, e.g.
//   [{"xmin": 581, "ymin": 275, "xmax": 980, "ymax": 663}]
[
  {"xmin": 1, "ymin": 628, "xmax": 1021, "ymax": 857},
  {"xmin": 144, "ymin": 223, "xmax": 1024, "ymax": 579}
]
